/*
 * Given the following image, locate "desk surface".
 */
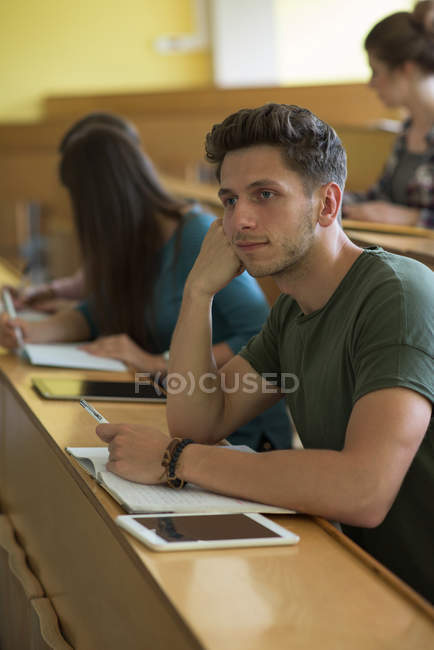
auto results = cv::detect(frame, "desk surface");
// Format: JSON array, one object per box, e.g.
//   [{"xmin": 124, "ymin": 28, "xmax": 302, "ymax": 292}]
[
  {"xmin": 1, "ymin": 363, "xmax": 433, "ymax": 649},
  {"xmin": 346, "ymin": 230, "xmax": 434, "ymax": 268},
  {"xmin": 0, "ymin": 264, "xmax": 433, "ymax": 649}
]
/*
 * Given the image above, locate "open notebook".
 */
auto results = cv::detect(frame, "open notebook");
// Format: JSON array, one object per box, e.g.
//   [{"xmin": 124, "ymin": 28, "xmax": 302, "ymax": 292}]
[
  {"xmin": 66, "ymin": 446, "xmax": 294, "ymax": 515},
  {"xmin": 22, "ymin": 343, "xmax": 127, "ymax": 372}
]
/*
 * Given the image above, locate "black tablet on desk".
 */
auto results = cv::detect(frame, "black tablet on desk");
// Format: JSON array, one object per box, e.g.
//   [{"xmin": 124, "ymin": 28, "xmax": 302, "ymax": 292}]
[{"xmin": 32, "ymin": 377, "xmax": 166, "ymax": 402}]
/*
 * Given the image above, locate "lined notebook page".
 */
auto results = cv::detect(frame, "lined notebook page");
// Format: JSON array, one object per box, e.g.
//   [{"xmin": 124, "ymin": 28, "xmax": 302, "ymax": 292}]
[
  {"xmin": 66, "ymin": 446, "xmax": 293, "ymax": 515},
  {"xmin": 101, "ymin": 472, "xmax": 292, "ymax": 514}
]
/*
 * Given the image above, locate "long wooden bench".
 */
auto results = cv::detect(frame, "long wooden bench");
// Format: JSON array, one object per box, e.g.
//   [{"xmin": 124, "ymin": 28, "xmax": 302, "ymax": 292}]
[{"xmin": 0, "ymin": 83, "xmax": 424, "ymax": 280}]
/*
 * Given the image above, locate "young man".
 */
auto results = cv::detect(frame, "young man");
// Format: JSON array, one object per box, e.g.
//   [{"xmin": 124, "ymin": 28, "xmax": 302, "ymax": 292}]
[{"xmin": 97, "ymin": 104, "xmax": 433, "ymax": 602}]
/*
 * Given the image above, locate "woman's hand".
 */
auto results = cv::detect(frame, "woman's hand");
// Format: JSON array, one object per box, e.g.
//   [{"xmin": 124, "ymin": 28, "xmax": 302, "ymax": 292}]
[
  {"xmin": 343, "ymin": 202, "xmax": 420, "ymax": 226},
  {"xmin": 1, "ymin": 283, "xmax": 77, "ymax": 313},
  {"xmin": 79, "ymin": 334, "xmax": 167, "ymax": 372},
  {"xmin": 0, "ymin": 313, "xmax": 31, "ymax": 349}
]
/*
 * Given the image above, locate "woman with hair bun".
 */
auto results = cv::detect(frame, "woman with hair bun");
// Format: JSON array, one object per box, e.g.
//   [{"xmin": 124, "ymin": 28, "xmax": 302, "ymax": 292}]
[{"xmin": 344, "ymin": 1, "xmax": 434, "ymax": 229}]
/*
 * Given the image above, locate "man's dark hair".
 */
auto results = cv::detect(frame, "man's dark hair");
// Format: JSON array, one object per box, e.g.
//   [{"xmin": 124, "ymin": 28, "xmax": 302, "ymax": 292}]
[{"xmin": 205, "ymin": 103, "xmax": 347, "ymax": 193}]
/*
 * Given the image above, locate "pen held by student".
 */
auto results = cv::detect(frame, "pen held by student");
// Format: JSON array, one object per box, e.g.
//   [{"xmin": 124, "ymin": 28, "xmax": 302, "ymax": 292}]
[
  {"xmin": 2, "ymin": 288, "xmax": 25, "ymax": 348},
  {"xmin": 79, "ymin": 399, "xmax": 110, "ymax": 424}
]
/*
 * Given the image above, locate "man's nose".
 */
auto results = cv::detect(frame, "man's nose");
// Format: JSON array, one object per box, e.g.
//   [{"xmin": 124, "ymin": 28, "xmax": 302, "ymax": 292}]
[{"xmin": 232, "ymin": 199, "xmax": 257, "ymax": 230}]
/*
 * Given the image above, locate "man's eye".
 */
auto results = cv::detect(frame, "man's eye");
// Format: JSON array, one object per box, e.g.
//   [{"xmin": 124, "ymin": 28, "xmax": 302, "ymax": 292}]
[
  {"xmin": 224, "ymin": 197, "xmax": 237, "ymax": 207},
  {"xmin": 259, "ymin": 190, "xmax": 274, "ymax": 199}
]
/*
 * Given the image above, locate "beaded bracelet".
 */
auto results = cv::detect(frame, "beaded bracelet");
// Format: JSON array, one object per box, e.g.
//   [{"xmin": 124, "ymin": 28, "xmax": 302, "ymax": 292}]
[{"xmin": 161, "ymin": 437, "xmax": 194, "ymax": 489}]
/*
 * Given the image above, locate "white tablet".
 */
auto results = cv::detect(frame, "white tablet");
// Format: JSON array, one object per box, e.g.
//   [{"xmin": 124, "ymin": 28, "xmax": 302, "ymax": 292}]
[{"xmin": 116, "ymin": 512, "xmax": 299, "ymax": 551}]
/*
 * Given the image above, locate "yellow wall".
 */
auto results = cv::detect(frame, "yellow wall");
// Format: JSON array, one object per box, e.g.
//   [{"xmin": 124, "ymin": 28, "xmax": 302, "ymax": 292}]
[
  {"xmin": 0, "ymin": 0, "xmax": 212, "ymax": 122},
  {"xmin": 0, "ymin": 0, "xmax": 415, "ymax": 122}
]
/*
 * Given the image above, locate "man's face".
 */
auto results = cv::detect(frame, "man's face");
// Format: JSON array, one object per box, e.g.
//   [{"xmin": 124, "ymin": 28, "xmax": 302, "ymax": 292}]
[{"xmin": 219, "ymin": 145, "xmax": 318, "ymax": 278}]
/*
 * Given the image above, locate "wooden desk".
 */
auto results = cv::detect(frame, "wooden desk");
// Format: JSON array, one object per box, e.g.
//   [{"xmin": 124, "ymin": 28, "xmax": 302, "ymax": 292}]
[
  {"xmin": 346, "ymin": 230, "xmax": 434, "ymax": 269},
  {"xmin": 0, "ymin": 265, "xmax": 433, "ymax": 649}
]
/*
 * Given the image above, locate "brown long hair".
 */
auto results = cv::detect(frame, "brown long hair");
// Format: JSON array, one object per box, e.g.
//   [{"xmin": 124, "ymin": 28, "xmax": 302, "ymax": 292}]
[
  {"xmin": 59, "ymin": 124, "xmax": 186, "ymax": 351},
  {"xmin": 58, "ymin": 111, "xmax": 140, "ymax": 153},
  {"xmin": 364, "ymin": 1, "xmax": 434, "ymax": 72}
]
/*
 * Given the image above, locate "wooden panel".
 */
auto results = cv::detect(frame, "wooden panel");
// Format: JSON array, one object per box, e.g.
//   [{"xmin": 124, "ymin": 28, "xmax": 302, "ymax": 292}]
[
  {"xmin": 30, "ymin": 599, "xmax": 74, "ymax": 650},
  {"xmin": 0, "ymin": 516, "xmax": 73, "ymax": 649},
  {"xmin": 0, "ymin": 514, "xmax": 44, "ymax": 650},
  {"xmin": 42, "ymin": 83, "xmax": 402, "ymax": 126},
  {"xmin": 0, "ymin": 201, "xmax": 31, "ymax": 267},
  {"xmin": 1, "ymin": 380, "xmax": 202, "ymax": 650},
  {"xmin": 0, "ymin": 81, "xmax": 403, "ymax": 281}
]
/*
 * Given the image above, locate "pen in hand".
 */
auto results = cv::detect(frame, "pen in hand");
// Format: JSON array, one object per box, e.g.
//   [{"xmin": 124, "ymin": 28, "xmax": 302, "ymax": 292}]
[
  {"xmin": 79, "ymin": 399, "xmax": 110, "ymax": 424},
  {"xmin": 2, "ymin": 288, "xmax": 25, "ymax": 348}
]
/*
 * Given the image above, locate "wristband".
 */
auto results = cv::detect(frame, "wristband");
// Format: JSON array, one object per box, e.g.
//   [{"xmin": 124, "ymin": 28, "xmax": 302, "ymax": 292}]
[{"xmin": 161, "ymin": 437, "xmax": 194, "ymax": 489}]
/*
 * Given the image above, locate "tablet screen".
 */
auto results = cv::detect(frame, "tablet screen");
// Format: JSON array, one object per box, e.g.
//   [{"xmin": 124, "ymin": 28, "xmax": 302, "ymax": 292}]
[
  {"xmin": 134, "ymin": 514, "xmax": 280, "ymax": 542},
  {"xmin": 32, "ymin": 377, "xmax": 166, "ymax": 401}
]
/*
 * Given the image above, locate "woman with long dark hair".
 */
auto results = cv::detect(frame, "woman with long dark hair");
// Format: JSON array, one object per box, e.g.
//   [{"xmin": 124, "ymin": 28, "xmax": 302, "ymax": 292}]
[
  {"xmin": 5, "ymin": 111, "xmax": 141, "ymax": 310},
  {"xmin": 0, "ymin": 122, "xmax": 291, "ymax": 450},
  {"xmin": 344, "ymin": 1, "xmax": 434, "ymax": 228}
]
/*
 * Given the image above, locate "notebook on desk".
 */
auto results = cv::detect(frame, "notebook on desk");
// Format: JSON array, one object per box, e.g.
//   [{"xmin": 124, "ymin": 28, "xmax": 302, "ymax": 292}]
[
  {"xmin": 21, "ymin": 343, "xmax": 127, "ymax": 372},
  {"xmin": 66, "ymin": 446, "xmax": 295, "ymax": 515}
]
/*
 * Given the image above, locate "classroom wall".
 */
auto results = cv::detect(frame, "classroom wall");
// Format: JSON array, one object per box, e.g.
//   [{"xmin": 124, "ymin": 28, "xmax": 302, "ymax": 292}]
[
  {"xmin": 0, "ymin": 0, "xmax": 414, "ymax": 123},
  {"xmin": 276, "ymin": 0, "xmax": 413, "ymax": 85},
  {"xmin": 0, "ymin": 0, "xmax": 212, "ymax": 122}
]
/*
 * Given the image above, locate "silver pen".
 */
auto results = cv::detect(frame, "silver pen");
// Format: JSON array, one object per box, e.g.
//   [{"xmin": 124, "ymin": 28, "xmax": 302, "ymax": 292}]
[
  {"xmin": 79, "ymin": 399, "xmax": 109, "ymax": 424},
  {"xmin": 2, "ymin": 288, "xmax": 25, "ymax": 348}
]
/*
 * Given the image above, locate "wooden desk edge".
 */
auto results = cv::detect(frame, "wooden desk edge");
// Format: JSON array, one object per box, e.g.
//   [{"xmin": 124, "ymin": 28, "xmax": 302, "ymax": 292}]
[{"xmin": 315, "ymin": 517, "xmax": 434, "ymax": 620}]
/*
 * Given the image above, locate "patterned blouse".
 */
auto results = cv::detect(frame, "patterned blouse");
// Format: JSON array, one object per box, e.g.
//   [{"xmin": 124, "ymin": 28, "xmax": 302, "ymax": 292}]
[{"xmin": 345, "ymin": 120, "xmax": 434, "ymax": 229}]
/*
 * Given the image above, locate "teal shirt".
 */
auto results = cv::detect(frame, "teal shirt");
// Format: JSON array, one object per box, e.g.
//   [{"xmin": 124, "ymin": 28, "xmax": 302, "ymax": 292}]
[
  {"xmin": 77, "ymin": 207, "xmax": 292, "ymax": 451},
  {"xmin": 148, "ymin": 208, "xmax": 270, "ymax": 354}
]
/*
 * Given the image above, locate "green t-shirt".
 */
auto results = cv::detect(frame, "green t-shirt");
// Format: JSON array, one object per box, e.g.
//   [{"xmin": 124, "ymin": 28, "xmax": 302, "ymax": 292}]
[{"xmin": 240, "ymin": 247, "xmax": 433, "ymax": 602}]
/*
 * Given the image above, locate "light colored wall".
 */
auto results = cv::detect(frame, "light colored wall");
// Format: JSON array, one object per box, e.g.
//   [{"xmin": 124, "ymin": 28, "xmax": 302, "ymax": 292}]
[
  {"xmin": 0, "ymin": 0, "xmax": 212, "ymax": 122},
  {"xmin": 276, "ymin": 0, "xmax": 413, "ymax": 85},
  {"xmin": 0, "ymin": 0, "xmax": 414, "ymax": 122},
  {"xmin": 212, "ymin": 0, "xmax": 279, "ymax": 87}
]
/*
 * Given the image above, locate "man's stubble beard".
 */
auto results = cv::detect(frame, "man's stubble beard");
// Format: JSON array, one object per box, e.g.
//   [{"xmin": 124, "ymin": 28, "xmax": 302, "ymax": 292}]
[{"xmin": 243, "ymin": 206, "xmax": 316, "ymax": 280}]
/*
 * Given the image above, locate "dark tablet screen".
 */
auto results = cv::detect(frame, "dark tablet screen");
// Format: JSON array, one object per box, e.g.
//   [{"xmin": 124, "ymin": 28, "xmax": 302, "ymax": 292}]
[
  {"xmin": 32, "ymin": 377, "xmax": 166, "ymax": 402},
  {"xmin": 134, "ymin": 514, "xmax": 280, "ymax": 542}
]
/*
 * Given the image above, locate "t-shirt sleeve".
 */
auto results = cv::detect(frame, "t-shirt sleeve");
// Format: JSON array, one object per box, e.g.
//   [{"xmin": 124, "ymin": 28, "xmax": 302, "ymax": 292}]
[
  {"xmin": 238, "ymin": 295, "xmax": 284, "ymax": 378},
  {"xmin": 352, "ymin": 266, "xmax": 434, "ymax": 405}
]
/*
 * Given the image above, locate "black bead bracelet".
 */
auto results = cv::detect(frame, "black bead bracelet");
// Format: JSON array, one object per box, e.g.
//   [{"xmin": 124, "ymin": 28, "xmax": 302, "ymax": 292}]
[{"xmin": 161, "ymin": 437, "xmax": 194, "ymax": 489}]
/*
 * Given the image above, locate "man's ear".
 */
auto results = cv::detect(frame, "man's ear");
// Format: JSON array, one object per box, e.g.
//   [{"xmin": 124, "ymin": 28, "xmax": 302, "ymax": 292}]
[{"xmin": 317, "ymin": 183, "xmax": 341, "ymax": 227}]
